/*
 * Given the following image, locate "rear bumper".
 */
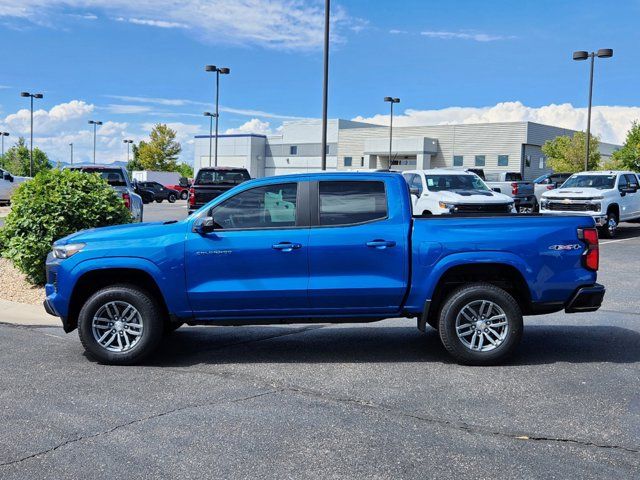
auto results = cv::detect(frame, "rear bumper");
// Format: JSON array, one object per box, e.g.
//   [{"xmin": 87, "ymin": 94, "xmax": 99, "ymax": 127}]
[{"xmin": 565, "ymin": 283, "xmax": 605, "ymax": 313}]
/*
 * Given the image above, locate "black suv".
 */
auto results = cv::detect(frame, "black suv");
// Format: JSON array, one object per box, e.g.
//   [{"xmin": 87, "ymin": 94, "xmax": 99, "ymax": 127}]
[{"xmin": 138, "ymin": 181, "xmax": 179, "ymax": 203}]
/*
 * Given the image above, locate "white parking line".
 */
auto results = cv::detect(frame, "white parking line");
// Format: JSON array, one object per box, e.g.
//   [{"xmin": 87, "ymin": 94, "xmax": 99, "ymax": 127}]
[{"xmin": 600, "ymin": 237, "xmax": 638, "ymax": 245}]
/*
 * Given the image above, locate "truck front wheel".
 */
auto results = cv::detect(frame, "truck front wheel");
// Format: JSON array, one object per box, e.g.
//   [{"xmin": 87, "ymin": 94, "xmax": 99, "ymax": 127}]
[
  {"xmin": 438, "ymin": 283, "xmax": 523, "ymax": 366},
  {"xmin": 77, "ymin": 284, "xmax": 164, "ymax": 365},
  {"xmin": 599, "ymin": 211, "xmax": 618, "ymax": 239}
]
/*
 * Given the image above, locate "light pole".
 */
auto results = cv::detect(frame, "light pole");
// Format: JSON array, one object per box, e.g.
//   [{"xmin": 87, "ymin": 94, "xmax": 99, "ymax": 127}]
[
  {"xmin": 20, "ymin": 91, "xmax": 43, "ymax": 177},
  {"xmin": 0, "ymin": 132, "xmax": 9, "ymax": 159},
  {"xmin": 88, "ymin": 120, "xmax": 103, "ymax": 164},
  {"xmin": 203, "ymin": 112, "xmax": 217, "ymax": 167},
  {"xmin": 204, "ymin": 65, "xmax": 230, "ymax": 167},
  {"xmin": 69, "ymin": 143, "xmax": 73, "ymax": 165},
  {"xmin": 384, "ymin": 97, "xmax": 400, "ymax": 170},
  {"xmin": 573, "ymin": 48, "xmax": 613, "ymax": 171},
  {"xmin": 123, "ymin": 139, "xmax": 133, "ymax": 163},
  {"xmin": 321, "ymin": 0, "xmax": 330, "ymax": 170}
]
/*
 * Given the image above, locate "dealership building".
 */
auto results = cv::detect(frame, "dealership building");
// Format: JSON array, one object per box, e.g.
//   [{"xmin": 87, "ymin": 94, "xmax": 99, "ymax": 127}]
[{"xmin": 193, "ymin": 119, "xmax": 619, "ymax": 180}]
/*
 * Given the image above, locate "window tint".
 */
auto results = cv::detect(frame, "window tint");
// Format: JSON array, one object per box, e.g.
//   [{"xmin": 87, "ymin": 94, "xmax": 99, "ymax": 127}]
[
  {"xmin": 344, "ymin": 156, "xmax": 352, "ymax": 167},
  {"xmin": 211, "ymin": 183, "xmax": 297, "ymax": 230},
  {"xmin": 475, "ymin": 155, "xmax": 485, "ymax": 167},
  {"xmin": 563, "ymin": 175, "xmax": 616, "ymax": 190},
  {"xmin": 453, "ymin": 155, "xmax": 463, "ymax": 166},
  {"xmin": 425, "ymin": 174, "xmax": 488, "ymax": 192},
  {"xmin": 498, "ymin": 155, "xmax": 509, "ymax": 166},
  {"xmin": 74, "ymin": 168, "xmax": 127, "ymax": 187},
  {"xmin": 625, "ymin": 174, "xmax": 638, "ymax": 188},
  {"xmin": 504, "ymin": 172, "xmax": 523, "ymax": 181},
  {"xmin": 410, "ymin": 174, "xmax": 423, "ymax": 194},
  {"xmin": 319, "ymin": 181, "xmax": 387, "ymax": 226},
  {"xmin": 289, "ymin": 145, "xmax": 298, "ymax": 155},
  {"xmin": 618, "ymin": 175, "xmax": 628, "ymax": 189},
  {"xmin": 195, "ymin": 169, "xmax": 250, "ymax": 185}
]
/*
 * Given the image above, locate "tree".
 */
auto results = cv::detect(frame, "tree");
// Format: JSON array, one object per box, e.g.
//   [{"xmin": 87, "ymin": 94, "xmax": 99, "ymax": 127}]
[
  {"xmin": 1, "ymin": 137, "xmax": 51, "ymax": 177},
  {"xmin": 137, "ymin": 124, "xmax": 181, "ymax": 171},
  {"xmin": 542, "ymin": 132, "xmax": 600, "ymax": 173},
  {"xmin": 610, "ymin": 121, "xmax": 640, "ymax": 171},
  {"xmin": 175, "ymin": 162, "xmax": 194, "ymax": 179},
  {"xmin": 126, "ymin": 143, "xmax": 144, "ymax": 173}
]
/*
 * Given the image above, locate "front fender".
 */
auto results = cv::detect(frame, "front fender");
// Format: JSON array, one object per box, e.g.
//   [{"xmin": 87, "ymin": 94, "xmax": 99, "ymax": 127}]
[
  {"xmin": 406, "ymin": 251, "xmax": 533, "ymax": 310},
  {"xmin": 61, "ymin": 256, "xmax": 191, "ymax": 318}
]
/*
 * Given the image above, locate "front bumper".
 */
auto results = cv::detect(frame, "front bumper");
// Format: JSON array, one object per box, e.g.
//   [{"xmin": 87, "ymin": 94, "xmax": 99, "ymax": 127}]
[
  {"xmin": 539, "ymin": 210, "xmax": 606, "ymax": 226},
  {"xmin": 565, "ymin": 283, "xmax": 605, "ymax": 313}
]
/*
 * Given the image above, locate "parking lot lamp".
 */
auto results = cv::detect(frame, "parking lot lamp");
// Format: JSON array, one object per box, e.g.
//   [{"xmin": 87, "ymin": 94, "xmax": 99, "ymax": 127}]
[
  {"xmin": 384, "ymin": 97, "xmax": 400, "ymax": 170},
  {"xmin": 203, "ymin": 112, "xmax": 217, "ymax": 167},
  {"xmin": 573, "ymin": 48, "xmax": 613, "ymax": 171},
  {"xmin": 88, "ymin": 120, "xmax": 103, "ymax": 164},
  {"xmin": 0, "ymin": 132, "xmax": 9, "ymax": 158},
  {"xmin": 321, "ymin": 0, "xmax": 330, "ymax": 171},
  {"xmin": 20, "ymin": 91, "xmax": 43, "ymax": 177},
  {"xmin": 205, "ymin": 65, "xmax": 230, "ymax": 167},
  {"xmin": 123, "ymin": 139, "xmax": 133, "ymax": 163}
]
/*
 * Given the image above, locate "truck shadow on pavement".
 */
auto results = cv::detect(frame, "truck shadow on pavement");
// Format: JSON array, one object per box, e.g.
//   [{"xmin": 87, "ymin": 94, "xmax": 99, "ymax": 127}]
[
  {"xmin": 613, "ymin": 222, "xmax": 640, "ymax": 240},
  {"xmin": 145, "ymin": 324, "xmax": 640, "ymax": 367}
]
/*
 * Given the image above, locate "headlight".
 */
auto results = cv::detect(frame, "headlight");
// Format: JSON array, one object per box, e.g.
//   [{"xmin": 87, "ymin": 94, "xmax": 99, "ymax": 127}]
[
  {"xmin": 438, "ymin": 201, "xmax": 457, "ymax": 210},
  {"xmin": 52, "ymin": 243, "xmax": 86, "ymax": 259}
]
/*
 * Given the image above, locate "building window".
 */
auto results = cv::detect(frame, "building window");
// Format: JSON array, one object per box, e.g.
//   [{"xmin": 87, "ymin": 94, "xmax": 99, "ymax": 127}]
[
  {"xmin": 453, "ymin": 155, "xmax": 463, "ymax": 166},
  {"xmin": 538, "ymin": 156, "xmax": 545, "ymax": 169},
  {"xmin": 344, "ymin": 156, "xmax": 352, "ymax": 167},
  {"xmin": 498, "ymin": 155, "xmax": 509, "ymax": 166},
  {"xmin": 525, "ymin": 155, "xmax": 531, "ymax": 167},
  {"xmin": 475, "ymin": 155, "xmax": 485, "ymax": 167},
  {"xmin": 289, "ymin": 145, "xmax": 298, "ymax": 155}
]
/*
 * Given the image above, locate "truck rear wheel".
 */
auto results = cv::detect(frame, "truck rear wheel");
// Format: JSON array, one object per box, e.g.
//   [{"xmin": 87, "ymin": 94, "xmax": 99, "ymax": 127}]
[
  {"xmin": 438, "ymin": 283, "xmax": 523, "ymax": 365},
  {"xmin": 77, "ymin": 284, "xmax": 164, "ymax": 365},
  {"xmin": 180, "ymin": 190, "xmax": 188, "ymax": 200}
]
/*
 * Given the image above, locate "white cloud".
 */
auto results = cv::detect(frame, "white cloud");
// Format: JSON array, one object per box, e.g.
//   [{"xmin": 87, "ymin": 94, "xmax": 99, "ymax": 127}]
[
  {"xmin": 0, "ymin": 0, "xmax": 361, "ymax": 50},
  {"xmin": 103, "ymin": 104, "xmax": 154, "ymax": 114},
  {"xmin": 225, "ymin": 118, "xmax": 272, "ymax": 135},
  {"xmin": 352, "ymin": 101, "xmax": 640, "ymax": 144},
  {"xmin": 389, "ymin": 29, "xmax": 408, "ymax": 35},
  {"xmin": 3, "ymin": 100, "xmax": 94, "ymax": 135},
  {"xmin": 420, "ymin": 30, "xmax": 513, "ymax": 42},
  {"xmin": 115, "ymin": 17, "xmax": 187, "ymax": 29}
]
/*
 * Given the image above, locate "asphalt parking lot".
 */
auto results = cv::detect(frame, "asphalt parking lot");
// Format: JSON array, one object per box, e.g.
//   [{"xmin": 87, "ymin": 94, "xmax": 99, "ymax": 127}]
[{"xmin": 1, "ymin": 204, "xmax": 639, "ymax": 479}]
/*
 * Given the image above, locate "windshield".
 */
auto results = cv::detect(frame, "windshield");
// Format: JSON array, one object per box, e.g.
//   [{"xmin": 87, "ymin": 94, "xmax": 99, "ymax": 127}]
[
  {"xmin": 195, "ymin": 169, "xmax": 250, "ymax": 185},
  {"xmin": 561, "ymin": 175, "xmax": 616, "ymax": 190},
  {"xmin": 424, "ymin": 174, "xmax": 489, "ymax": 192},
  {"xmin": 74, "ymin": 168, "xmax": 127, "ymax": 187}
]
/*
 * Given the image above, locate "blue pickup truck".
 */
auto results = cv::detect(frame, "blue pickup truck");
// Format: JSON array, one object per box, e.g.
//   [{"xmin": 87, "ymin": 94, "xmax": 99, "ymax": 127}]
[{"xmin": 44, "ymin": 172, "xmax": 604, "ymax": 366}]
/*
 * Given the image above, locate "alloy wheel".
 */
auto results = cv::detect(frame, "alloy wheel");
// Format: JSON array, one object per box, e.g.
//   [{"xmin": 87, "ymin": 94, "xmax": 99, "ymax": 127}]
[
  {"xmin": 91, "ymin": 301, "xmax": 144, "ymax": 353},
  {"xmin": 455, "ymin": 300, "xmax": 509, "ymax": 352}
]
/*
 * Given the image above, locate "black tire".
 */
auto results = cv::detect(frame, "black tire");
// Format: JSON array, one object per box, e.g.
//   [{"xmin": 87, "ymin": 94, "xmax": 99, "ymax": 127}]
[
  {"xmin": 438, "ymin": 283, "xmax": 523, "ymax": 366},
  {"xmin": 599, "ymin": 211, "xmax": 618, "ymax": 239},
  {"xmin": 180, "ymin": 190, "xmax": 188, "ymax": 200},
  {"xmin": 77, "ymin": 284, "xmax": 165, "ymax": 365},
  {"xmin": 155, "ymin": 198, "xmax": 163, "ymax": 203},
  {"xmin": 422, "ymin": 210, "xmax": 433, "ymax": 216},
  {"xmin": 164, "ymin": 321, "xmax": 184, "ymax": 335},
  {"xmin": 168, "ymin": 193, "xmax": 177, "ymax": 203}
]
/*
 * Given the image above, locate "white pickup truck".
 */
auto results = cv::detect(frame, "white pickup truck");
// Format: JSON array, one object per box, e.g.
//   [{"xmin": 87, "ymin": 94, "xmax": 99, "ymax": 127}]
[
  {"xmin": 402, "ymin": 169, "xmax": 515, "ymax": 215},
  {"xmin": 483, "ymin": 172, "xmax": 536, "ymax": 213},
  {"xmin": 0, "ymin": 168, "xmax": 30, "ymax": 205},
  {"xmin": 540, "ymin": 170, "xmax": 640, "ymax": 238}
]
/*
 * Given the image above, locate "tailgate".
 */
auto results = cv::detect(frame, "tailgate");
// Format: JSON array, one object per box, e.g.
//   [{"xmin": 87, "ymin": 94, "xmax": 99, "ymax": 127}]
[
  {"xmin": 517, "ymin": 182, "xmax": 534, "ymax": 195},
  {"xmin": 194, "ymin": 186, "xmax": 228, "ymax": 204}
]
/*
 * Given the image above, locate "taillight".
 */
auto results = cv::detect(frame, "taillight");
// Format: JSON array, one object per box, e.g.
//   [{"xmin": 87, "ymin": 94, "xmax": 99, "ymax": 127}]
[
  {"xmin": 578, "ymin": 228, "xmax": 599, "ymax": 271},
  {"xmin": 122, "ymin": 192, "xmax": 131, "ymax": 209},
  {"xmin": 188, "ymin": 187, "xmax": 196, "ymax": 207},
  {"xmin": 511, "ymin": 182, "xmax": 519, "ymax": 195},
  {"xmin": 546, "ymin": 185, "xmax": 555, "ymax": 190}
]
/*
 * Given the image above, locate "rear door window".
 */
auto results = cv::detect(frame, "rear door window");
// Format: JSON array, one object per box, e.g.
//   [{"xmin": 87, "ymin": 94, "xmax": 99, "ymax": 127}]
[
  {"xmin": 318, "ymin": 181, "xmax": 387, "ymax": 226},
  {"xmin": 196, "ymin": 169, "xmax": 250, "ymax": 185}
]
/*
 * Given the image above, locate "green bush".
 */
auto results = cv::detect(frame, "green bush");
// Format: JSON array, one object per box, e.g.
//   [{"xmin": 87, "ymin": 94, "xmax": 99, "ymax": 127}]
[{"xmin": 1, "ymin": 169, "xmax": 132, "ymax": 285}]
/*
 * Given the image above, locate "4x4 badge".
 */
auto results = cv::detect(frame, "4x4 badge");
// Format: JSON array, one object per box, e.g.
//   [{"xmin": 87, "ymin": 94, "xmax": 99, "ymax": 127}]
[{"xmin": 548, "ymin": 244, "xmax": 581, "ymax": 251}]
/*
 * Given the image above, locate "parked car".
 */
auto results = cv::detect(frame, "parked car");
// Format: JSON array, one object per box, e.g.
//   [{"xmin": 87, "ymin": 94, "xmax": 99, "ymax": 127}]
[
  {"xmin": 132, "ymin": 181, "xmax": 155, "ymax": 204},
  {"xmin": 533, "ymin": 172, "xmax": 572, "ymax": 203},
  {"xmin": 540, "ymin": 170, "xmax": 640, "ymax": 238},
  {"xmin": 137, "ymin": 181, "xmax": 178, "ymax": 203},
  {"xmin": 402, "ymin": 169, "xmax": 515, "ymax": 215},
  {"xmin": 483, "ymin": 172, "xmax": 536, "ymax": 213},
  {"xmin": 44, "ymin": 172, "xmax": 604, "ymax": 366},
  {"xmin": 65, "ymin": 165, "xmax": 143, "ymax": 222},
  {"xmin": 188, "ymin": 167, "xmax": 251, "ymax": 214},
  {"xmin": 0, "ymin": 168, "xmax": 30, "ymax": 205},
  {"xmin": 165, "ymin": 177, "xmax": 191, "ymax": 200}
]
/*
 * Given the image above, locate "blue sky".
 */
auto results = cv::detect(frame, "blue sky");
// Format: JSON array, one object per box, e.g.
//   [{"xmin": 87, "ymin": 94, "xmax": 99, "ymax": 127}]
[{"xmin": 0, "ymin": 0, "xmax": 639, "ymax": 165}]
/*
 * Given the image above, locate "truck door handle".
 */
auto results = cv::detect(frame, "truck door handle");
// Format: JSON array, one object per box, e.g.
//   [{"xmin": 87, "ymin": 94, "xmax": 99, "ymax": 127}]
[
  {"xmin": 272, "ymin": 242, "xmax": 302, "ymax": 252},
  {"xmin": 366, "ymin": 240, "xmax": 396, "ymax": 249}
]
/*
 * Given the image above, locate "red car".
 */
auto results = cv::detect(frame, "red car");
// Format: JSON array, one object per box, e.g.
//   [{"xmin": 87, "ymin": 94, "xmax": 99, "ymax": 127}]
[{"xmin": 164, "ymin": 178, "xmax": 192, "ymax": 200}]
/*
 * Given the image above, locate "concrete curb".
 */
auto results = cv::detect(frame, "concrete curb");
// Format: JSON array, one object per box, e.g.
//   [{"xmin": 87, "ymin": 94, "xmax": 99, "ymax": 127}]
[{"xmin": 0, "ymin": 299, "xmax": 60, "ymax": 327}]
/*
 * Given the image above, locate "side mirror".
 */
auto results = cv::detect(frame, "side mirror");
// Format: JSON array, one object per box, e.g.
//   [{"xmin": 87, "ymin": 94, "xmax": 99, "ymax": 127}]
[
  {"xmin": 492, "ymin": 187, "xmax": 501, "ymax": 193},
  {"xmin": 3, "ymin": 172, "xmax": 13, "ymax": 182},
  {"xmin": 194, "ymin": 216, "xmax": 215, "ymax": 234},
  {"xmin": 409, "ymin": 187, "xmax": 420, "ymax": 196}
]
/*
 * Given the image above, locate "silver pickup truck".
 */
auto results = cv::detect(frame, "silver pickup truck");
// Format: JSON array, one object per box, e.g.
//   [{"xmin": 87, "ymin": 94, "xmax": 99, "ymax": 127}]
[{"xmin": 484, "ymin": 172, "xmax": 536, "ymax": 213}]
